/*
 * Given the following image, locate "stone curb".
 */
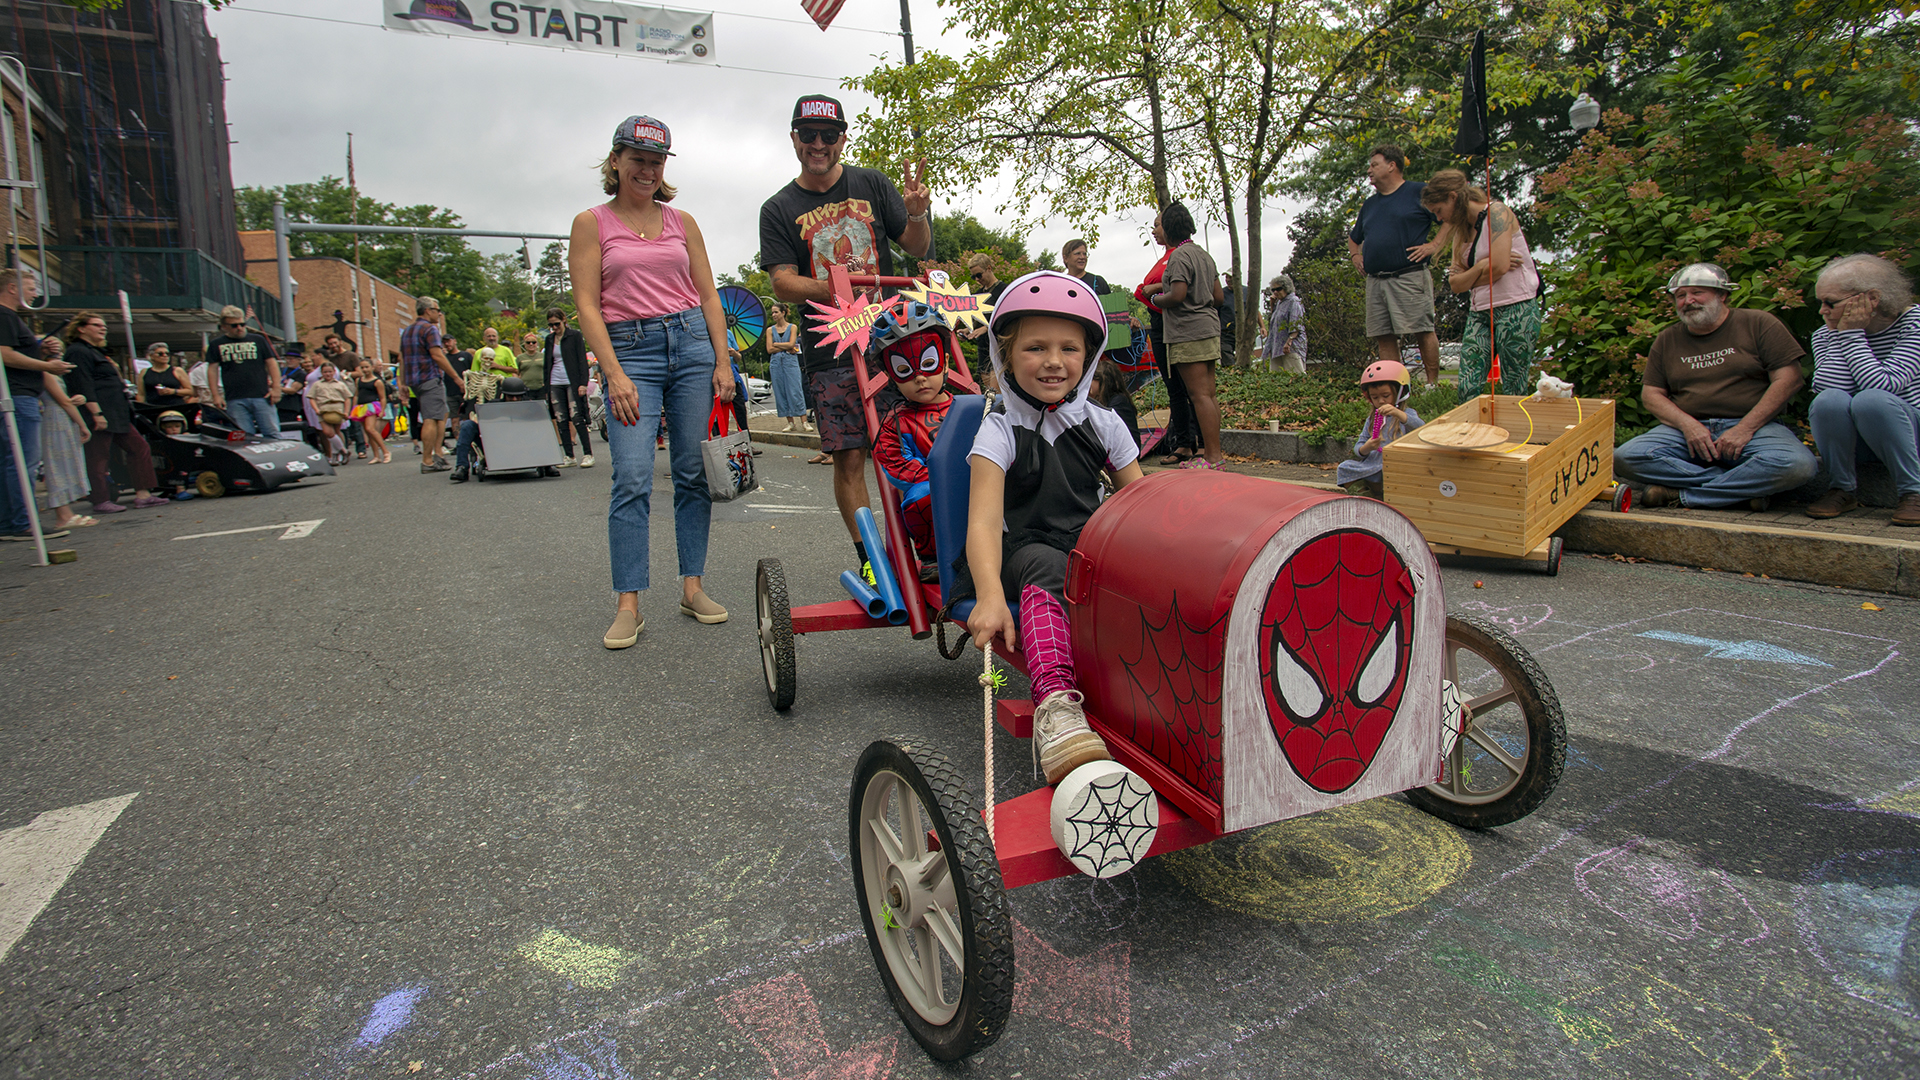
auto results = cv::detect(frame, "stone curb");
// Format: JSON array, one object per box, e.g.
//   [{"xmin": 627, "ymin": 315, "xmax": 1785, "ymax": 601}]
[{"xmin": 1559, "ymin": 509, "xmax": 1920, "ymax": 597}]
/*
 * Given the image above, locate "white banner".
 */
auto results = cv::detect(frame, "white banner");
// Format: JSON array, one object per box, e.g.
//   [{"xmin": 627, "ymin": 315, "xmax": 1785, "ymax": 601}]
[{"xmin": 383, "ymin": 1, "xmax": 716, "ymax": 64}]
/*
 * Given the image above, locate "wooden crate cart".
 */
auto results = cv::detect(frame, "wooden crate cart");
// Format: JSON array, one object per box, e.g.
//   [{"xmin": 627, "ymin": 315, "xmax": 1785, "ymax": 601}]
[{"xmin": 1381, "ymin": 394, "xmax": 1616, "ymax": 575}]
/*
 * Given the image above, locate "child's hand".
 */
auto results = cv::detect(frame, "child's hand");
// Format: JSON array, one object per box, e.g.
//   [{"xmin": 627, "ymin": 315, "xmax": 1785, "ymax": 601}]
[
  {"xmin": 1375, "ymin": 403, "xmax": 1406, "ymax": 423},
  {"xmin": 1357, "ymin": 437, "xmax": 1382, "ymax": 456},
  {"xmin": 967, "ymin": 597, "xmax": 1019, "ymax": 653}
]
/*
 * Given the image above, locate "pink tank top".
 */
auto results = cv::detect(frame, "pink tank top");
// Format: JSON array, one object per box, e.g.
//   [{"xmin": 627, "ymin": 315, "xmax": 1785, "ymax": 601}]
[
  {"xmin": 1469, "ymin": 209, "xmax": 1541, "ymax": 312},
  {"xmin": 590, "ymin": 203, "xmax": 702, "ymax": 322}
]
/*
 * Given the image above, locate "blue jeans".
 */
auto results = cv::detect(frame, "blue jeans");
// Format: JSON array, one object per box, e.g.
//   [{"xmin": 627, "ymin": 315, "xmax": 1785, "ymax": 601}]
[
  {"xmin": 1, "ymin": 392, "xmax": 43, "ymax": 534},
  {"xmin": 454, "ymin": 418, "xmax": 480, "ymax": 469},
  {"xmin": 228, "ymin": 397, "xmax": 280, "ymax": 438},
  {"xmin": 1614, "ymin": 419, "xmax": 1818, "ymax": 508},
  {"xmin": 604, "ymin": 307, "xmax": 717, "ymax": 593},
  {"xmin": 1809, "ymin": 387, "xmax": 1920, "ymax": 497}
]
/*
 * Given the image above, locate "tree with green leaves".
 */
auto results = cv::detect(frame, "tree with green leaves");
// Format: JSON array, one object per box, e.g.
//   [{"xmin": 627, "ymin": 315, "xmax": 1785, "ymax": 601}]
[{"xmin": 235, "ymin": 177, "xmax": 492, "ymax": 343}]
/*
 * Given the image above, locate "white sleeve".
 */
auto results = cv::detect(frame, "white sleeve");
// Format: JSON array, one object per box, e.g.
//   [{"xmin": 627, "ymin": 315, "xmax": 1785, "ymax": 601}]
[
  {"xmin": 1090, "ymin": 408, "xmax": 1139, "ymax": 471},
  {"xmin": 969, "ymin": 411, "xmax": 1016, "ymax": 472}
]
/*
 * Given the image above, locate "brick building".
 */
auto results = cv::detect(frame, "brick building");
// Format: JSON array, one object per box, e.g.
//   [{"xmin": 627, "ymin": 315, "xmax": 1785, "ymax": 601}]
[{"xmin": 237, "ymin": 231, "xmax": 417, "ymax": 361}]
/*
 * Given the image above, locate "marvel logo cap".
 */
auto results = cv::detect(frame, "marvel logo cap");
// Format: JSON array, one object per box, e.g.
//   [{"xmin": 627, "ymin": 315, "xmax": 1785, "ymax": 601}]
[
  {"xmin": 612, "ymin": 115, "xmax": 675, "ymax": 156},
  {"xmin": 790, "ymin": 94, "xmax": 849, "ymax": 130}
]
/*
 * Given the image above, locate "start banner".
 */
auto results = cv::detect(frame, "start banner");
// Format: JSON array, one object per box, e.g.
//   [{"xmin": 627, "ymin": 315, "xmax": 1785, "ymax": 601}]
[{"xmin": 383, "ymin": 1, "xmax": 717, "ymax": 64}]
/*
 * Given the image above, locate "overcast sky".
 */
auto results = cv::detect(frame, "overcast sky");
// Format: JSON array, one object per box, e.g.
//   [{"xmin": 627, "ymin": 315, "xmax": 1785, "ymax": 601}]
[{"xmin": 210, "ymin": 1, "xmax": 1297, "ymax": 292}]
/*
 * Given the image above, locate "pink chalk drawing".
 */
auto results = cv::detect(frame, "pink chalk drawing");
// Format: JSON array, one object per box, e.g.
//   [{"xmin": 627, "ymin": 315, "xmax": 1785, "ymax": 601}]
[
  {"xmin": 1012, "ymin": 920, "xmax": 1132, "ymax": 1050},
  {"xmin": 1575, "ymin": 838, "xmax": 1769, "ymax": 945},
  {"xmin": 718, "ymin": 972, "xmax": 897, "ymax": 1080},
  {"xmin": 1453, "ymin": 601, "xmax": 1553, "ymax": 636}
]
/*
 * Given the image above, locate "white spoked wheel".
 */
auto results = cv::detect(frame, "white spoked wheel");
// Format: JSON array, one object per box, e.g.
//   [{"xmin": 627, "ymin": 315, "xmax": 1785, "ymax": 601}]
[
  {"xmin": 756, "ymin": 558, "xmax": 795, "ymax": 711},
  {"xmin": 850, "ymin": 737, "xmax": 1012, "ymax": 1062},
  {"xmin": 1407, "ymin": 613, "xmax": 1566, "ymax": 828}
]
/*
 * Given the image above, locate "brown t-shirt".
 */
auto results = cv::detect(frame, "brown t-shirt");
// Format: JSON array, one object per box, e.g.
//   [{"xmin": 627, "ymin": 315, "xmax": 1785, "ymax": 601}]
[{"xmin": 1643, "ymin": 307, "xmax": 1804, "ymax": 419}]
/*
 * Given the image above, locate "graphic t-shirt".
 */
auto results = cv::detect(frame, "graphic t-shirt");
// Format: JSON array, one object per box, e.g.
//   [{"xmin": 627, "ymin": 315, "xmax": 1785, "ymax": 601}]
[
  {"xmin": 211, "ymin": 332, "xmax": 278, "ymax": 400},
  {"xmin": 1643, "ymin": 307, "xmax": 1805, "ymax": 419},
  {"xmin": 759, "ymin": 166, "xmax": 910, "ymax": 375},
  {"xmin": 1, "ymin": 306, "xmax": 43, "ymax": 398}
]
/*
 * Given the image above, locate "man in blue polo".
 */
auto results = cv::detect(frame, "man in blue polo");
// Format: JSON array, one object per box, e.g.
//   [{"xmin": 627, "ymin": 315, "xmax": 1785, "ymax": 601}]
[{"xmin": 1348, "ymin": 144, "xmax": 1451, "ymax": 386}]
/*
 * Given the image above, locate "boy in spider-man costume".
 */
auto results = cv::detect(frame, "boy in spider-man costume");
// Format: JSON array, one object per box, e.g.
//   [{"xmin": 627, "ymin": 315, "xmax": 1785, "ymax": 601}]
[{"xmin": 869, "ymin": 302, "xmax": 958, "ymax": 580}]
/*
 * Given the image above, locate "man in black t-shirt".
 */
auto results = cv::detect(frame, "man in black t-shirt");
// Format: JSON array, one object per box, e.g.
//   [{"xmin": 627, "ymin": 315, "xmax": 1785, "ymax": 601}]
[
  {"xmin": 760, "ymin": 93, "xmax": 932, "ymax": 573},
  {"xmin": 208, "ymin": 304, "xmax": 283, "ymax": 438}
]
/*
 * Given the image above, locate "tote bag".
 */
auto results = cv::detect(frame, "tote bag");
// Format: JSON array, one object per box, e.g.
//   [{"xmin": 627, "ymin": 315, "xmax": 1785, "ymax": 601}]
[{"xmin": 700, "ymin": 398, "xmax": 755, "ymax": 501}]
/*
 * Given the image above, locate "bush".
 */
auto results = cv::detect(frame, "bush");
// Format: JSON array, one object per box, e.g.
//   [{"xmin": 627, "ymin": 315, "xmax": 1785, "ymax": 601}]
[{"xmin": 1534, "ymin": 62, "xmax": 1920, "ymax": 437}]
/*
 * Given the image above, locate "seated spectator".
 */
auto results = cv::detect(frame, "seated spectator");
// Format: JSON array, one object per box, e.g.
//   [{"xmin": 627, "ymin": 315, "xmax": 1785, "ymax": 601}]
[
  {"xmin": 1088, "ymin": 355, "xmax": 1140, "ymax": 448},
  {"xmin": 1803, "ymin": 254, "xmax": 1920, "ymax": 526},
  {"xmin": 1613, "ymin": 263, "xmax": 1817, "ymax": 510}
]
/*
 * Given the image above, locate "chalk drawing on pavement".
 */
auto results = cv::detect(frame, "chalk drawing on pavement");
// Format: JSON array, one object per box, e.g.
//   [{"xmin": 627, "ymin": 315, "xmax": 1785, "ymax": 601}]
[
  {"xmin": 518, "ymin": 930, "xmax": 636, "ymax": 990},
  {"xmin": 717, "ymin": 972, "xmax": 898, "ymax": 1080},
  {"xmin": 1454, "ymin": 601, "xmax": 1554, "ymax": 636},
  {"xmin": 1012, "ymin": 919, "xmax": 1131, "ymax": 1049},
  {"xmin": 1795, "ymin": 848, "xmax": 1920, "ymax": 1021},
  {"xmin": 353, "ymin": 984, "xmax": 429, "ymax": 1050},
  {"xmin": 1574, "ymin": 838, "xmax": 1769, "ymax": 944},
  {"xmin": 1635, "ymin": 630, "xmax": 1830, "ymax": 667},
  {"xmin": 1160, "ymin": 799, "xmax": 1470, "ymax": 923}
]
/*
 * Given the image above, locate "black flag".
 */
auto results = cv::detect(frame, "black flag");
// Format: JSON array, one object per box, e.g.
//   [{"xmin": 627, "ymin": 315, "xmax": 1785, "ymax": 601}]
[{"xmin": 1453, "ymin": 29, "xmax": 1488, "ymax": 158}]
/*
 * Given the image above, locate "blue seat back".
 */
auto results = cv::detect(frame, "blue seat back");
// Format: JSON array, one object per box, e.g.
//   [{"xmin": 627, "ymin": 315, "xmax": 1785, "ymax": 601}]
[{"xmin": 928, "ymin": 395, "xmax": 984, "ymax": 608}]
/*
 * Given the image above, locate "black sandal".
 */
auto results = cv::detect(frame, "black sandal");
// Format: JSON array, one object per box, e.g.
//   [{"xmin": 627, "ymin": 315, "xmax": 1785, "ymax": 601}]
[{"xmin": 1159, "ymin": 448, "xmax": 1194, "ymax": 466}]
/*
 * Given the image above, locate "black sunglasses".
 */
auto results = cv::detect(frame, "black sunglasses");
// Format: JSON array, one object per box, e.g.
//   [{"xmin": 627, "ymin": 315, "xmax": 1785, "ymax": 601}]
[{"xmin": 794, "ymin": 127, "xmax": 842, "ymax": 145}]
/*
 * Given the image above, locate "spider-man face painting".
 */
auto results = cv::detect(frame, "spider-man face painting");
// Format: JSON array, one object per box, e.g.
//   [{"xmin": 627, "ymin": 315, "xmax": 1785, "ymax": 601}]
[
  {"xmin": 1258, "ymin": 529, "xmax": 1416, "ymax": 793},
  {"xmin": 881, "ymin": 329, "xmax": 947, "ymax": 384}
]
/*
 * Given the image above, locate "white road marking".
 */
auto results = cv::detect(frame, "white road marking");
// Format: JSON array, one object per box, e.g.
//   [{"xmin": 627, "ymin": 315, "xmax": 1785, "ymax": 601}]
[
  {"xmin": 0, "ymin": 792, "xmax": 138, "ymax": 962},
  {"xmin": 748, "ymin": 505, "xmax": 830, "ymax": 514},
  {"xmin": 172, "ymin": 519, "xmax": 325, "ymax": 541}
]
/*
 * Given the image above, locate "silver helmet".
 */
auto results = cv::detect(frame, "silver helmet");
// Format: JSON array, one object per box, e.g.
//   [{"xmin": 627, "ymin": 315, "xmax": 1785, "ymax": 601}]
[{"xmin": 1666, "ymin": 262, "xmax": 1733, "ymax": 294}]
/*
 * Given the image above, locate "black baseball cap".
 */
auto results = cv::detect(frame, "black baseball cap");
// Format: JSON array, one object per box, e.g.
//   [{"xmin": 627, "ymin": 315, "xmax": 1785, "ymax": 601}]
[{"xmin": 791, "ymin": 94, "xmax": 849, "ymax": 131}]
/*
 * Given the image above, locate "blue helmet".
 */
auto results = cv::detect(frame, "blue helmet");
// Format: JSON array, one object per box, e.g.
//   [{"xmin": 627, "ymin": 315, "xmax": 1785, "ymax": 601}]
[{"xmin": 872, "ymin": 301, "xmax": 949, "ymax": 349}]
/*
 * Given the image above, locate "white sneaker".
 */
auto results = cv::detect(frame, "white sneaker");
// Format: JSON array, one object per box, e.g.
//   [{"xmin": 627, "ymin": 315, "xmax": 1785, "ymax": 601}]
[
  {"xmin": 558, "ymin": 456, "xmax": 576, "ymax": 468},
  {"xmin": 1032, "ymin": 690, "xmax": 1111, "ymax": 785},
  {"xmin": 579, "ymin": 454, "xmax": 594, "ymax": 469}
]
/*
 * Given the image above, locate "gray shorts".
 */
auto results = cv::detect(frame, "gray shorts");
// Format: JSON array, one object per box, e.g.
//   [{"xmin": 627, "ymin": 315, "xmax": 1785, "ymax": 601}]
[
  {"xmin": 1365, "ymin": 270, "xmax": 1436, "ymax": 338},
  {"xmin": 414, "ymin": 378, "xmax": 449, "ymax": 421}
]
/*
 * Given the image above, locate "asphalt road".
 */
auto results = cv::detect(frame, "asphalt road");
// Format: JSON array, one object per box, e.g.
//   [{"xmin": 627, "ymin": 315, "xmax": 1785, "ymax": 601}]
[{"xmin": 2, "ymin": 442, "xmax": 1917, "ymax": 1079}]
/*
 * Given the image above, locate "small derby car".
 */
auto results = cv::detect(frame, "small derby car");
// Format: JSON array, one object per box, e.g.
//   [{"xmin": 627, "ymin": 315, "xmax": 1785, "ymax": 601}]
[{"xmin": 133, "ymin": 401, "xmax": 334, "ymax": 498}]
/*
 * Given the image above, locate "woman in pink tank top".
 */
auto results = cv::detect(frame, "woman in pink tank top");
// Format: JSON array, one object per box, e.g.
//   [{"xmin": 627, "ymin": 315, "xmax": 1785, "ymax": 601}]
[
  {"xmin": 568, "ymin": 114, "xmax": 736, "ymax": 651},
  {"xmin": 1423, "ymin": 168, "xmax": 1545, "ymax": 402}
]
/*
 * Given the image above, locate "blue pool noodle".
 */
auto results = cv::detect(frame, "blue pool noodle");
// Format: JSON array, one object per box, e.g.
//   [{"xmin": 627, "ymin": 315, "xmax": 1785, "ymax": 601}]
[{"xmin": 855, "ymin": 506, "xmax": 909, "ymax": 626}]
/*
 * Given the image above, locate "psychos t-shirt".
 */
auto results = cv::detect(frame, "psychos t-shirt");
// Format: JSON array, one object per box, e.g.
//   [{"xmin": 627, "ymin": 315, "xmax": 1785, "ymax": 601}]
[{"xmin": 759, "ymin": 166, "xmax": 910, "ymax": 374}]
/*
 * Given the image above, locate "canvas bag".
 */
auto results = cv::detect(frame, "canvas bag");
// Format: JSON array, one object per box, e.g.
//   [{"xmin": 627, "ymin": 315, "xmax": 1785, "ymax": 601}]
[{"xmin": 701, "ymin": 398, "xmax": 755, "ymax": 501}]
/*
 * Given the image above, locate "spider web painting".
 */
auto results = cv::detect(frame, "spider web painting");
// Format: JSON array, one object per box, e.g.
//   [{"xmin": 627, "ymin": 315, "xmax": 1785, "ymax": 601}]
[
  {"xmin": 1112, "ymin": 594, "xmax": 1230, "ymax": 802},
  {"xmin": 1059, "ymin": 770, "xmax": 1159, "ymax": 878}
]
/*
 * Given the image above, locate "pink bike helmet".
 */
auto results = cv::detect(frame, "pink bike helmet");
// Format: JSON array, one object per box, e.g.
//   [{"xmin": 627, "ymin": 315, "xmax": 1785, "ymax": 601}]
[
  {"xmin": 988, "ymin": 270, "xmax": 1109, "ymax": 347},
  {"xmin": 1358, "ymin": 359, "xmax": 1411, "ymax": 387}
]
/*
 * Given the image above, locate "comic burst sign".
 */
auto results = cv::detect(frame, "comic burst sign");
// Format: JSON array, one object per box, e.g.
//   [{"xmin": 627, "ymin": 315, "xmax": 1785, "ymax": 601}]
[
  {"xmin": 805, "ymin": 291, "xmax": 902, "ymax": 360},
  {"xmin": 902, "ymin": 270, "xmax": 993, "ymax": 332}
]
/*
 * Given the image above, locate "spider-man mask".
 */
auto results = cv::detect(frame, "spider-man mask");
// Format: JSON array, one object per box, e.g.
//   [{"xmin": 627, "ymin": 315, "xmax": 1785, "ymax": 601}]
[
  {"xmin": 1257, "ymin": 529, "xmax": 1416, "ymax": 793},
  {"xmin": 881, "ymin": 329, "xmax": 947, "ymax": 384}
]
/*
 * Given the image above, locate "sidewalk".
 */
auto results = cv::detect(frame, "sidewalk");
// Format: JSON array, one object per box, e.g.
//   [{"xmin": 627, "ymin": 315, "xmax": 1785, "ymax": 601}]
[{"xmin": 747, "ymin": 415, "xmax": 1920, "ymax": 597}]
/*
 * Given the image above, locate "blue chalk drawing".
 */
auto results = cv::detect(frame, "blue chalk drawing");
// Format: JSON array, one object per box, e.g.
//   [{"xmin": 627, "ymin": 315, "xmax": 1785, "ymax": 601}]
[
  {"xmin": 354, "ymin": 984, "xmax": 427, "ymax": 1049},
  {"xmin": 528, "ymin": 1033, "xmax": 631, "ymax": 1080},
  {"xmin": 1635, "ymin": 630, "xmax": 1830, "ymax": 667}
]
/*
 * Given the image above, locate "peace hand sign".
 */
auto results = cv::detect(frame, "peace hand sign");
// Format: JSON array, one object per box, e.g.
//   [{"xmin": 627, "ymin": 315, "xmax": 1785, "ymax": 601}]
[{"xmin": 901, "ymin": 157, "xmax": 931, "ymax": 217}]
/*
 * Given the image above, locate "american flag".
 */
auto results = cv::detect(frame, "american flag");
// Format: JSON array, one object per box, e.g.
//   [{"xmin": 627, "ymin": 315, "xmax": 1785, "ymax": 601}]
[{"xmin": 800, "ymin": 0, "xmax": 848, "ymax": 31}]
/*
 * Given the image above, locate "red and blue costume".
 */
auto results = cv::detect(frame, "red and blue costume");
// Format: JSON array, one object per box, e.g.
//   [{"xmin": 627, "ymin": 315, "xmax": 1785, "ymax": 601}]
[{"xmin": 871, "ymin": 327, "xmax": 952, "ymax": 564}]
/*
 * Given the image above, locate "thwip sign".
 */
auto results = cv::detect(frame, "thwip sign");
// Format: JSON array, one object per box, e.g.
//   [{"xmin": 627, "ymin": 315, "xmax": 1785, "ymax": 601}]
[{"xmin": 383, "ymin": 1, "xmax": 717, "ymax": 63}]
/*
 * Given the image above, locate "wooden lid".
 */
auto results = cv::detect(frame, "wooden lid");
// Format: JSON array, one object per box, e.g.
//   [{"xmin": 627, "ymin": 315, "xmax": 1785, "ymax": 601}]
[{"xmin": 1417, "ymin": 422, "xmax": 1512, "ymax": 448}]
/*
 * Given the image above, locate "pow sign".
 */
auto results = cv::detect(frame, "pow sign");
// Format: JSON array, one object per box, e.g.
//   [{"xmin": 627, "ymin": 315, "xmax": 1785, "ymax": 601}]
[
  {"xmin": 902, "ymin": 270, "xmax": 993, "ymax": 332},
  {"xmin": 806, "ymin": 292, "xmax": 902, "ymax": 360}
]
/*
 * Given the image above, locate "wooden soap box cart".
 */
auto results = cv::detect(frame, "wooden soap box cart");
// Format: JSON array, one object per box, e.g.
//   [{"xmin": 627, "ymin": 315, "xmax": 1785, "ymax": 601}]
[{"xmin": 1382, "ymin": 394, "xmax": 1621, "ymax": 575}]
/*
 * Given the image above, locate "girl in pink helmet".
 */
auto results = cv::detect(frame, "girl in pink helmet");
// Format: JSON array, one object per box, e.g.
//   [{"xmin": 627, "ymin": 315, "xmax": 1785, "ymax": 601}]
[
  {"xmin": 1337, "ymin": 359, "xmax": 1426, "ymax": 496},
  {"xmin": 962, "ymin": 271, "xmax": 1145, "ymax": 784}
]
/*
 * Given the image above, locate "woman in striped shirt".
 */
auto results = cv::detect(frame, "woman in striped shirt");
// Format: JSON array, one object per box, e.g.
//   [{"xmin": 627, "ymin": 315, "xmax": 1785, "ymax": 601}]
[{"xmin": 1805, "ymin": 254, "xmax": 1920, "ymax": 526}]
